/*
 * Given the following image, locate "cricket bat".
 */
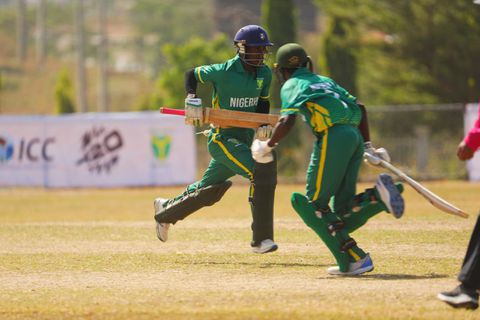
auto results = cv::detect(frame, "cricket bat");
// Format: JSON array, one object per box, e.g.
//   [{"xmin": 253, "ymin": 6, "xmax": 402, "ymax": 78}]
[
  {"xmin": 160, "ymin": 107, "xmax": 279, "ymax": 129},
  {"xmin": 365, "ymin": 153, "xmax": 468, "ymax": 218}
]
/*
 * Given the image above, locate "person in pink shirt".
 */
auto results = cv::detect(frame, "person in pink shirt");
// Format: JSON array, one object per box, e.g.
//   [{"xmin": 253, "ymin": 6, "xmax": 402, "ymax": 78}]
[
  {"xmin": 437, "ymin": 104, "xmax": 480, "ymax": 310},
  {"xmin": 457, "ymin": 105, "xmax": 480, "ymax": 160}
]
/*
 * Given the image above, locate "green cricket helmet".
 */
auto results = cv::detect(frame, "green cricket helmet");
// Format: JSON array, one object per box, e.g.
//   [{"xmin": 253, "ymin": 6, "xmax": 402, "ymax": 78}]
[
  {"xmin": 275, "ymin": 43, "xmax": 309, "ymax": 69},
  {"xmin": 274, "ymin": 43, "xmax": 313, "ymax": 84}
]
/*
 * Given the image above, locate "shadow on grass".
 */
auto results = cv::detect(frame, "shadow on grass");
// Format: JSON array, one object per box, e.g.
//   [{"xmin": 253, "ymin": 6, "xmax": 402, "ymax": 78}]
[
  {"xmin": 322, "ymin": 273, "xmax": 448, "ymax": 280},
  {"xmin": 171, "ymin": 260, "xmax": 330, "ymax": 268}
]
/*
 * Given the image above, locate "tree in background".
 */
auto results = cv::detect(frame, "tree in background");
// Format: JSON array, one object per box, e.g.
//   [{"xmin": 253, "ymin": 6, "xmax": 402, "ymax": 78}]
[
  {"xmin": 54, "ymin": 69, "xmax": 75, "ymax": 114},
  {"xmin": 322, "ymin": 16, "xmax": 358, "ymax": 96},
  {"xmin": 261, "ymin": 0, "xmax": 296, "ymax": 108},
  {"xmin": 262, "ymin": 0, "xmax": 304, "ymax": 177},
  {"xmin": 317, "ymin": 0, "xmax": 480, "ymax": 105},
  {"xmin": 129, "ymin": 0, "xmax": 214, "ymax": 77},
  {"xmin": 136, "ymin": 35, "xmax": 232, "ymax": 111}
]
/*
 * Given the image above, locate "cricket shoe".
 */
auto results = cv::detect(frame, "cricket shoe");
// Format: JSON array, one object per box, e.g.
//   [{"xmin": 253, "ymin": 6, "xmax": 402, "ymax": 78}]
[
  {"xmin": 437, "ymin": 285, "xmax": 479, "ymax": 310},
  {"xmin": 154, "ymin": 198, "xmax": 170, "ymax": 242},
  {"xmin": 252, "ymin": 239, "xmax": 278, "ymax": 254},
  {"xmin": 375, "ymin": 173, "xmax": 405, "ymax": 218},
  {"xmin": 327, "ymin": 253, "xmax": 374, "ymax": 276}
]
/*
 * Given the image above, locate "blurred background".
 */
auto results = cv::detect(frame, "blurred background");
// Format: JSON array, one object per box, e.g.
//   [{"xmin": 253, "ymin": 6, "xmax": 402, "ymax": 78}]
[{"xmin": 1, "ymin": 0, "xmax": 480, "ymax": 182}]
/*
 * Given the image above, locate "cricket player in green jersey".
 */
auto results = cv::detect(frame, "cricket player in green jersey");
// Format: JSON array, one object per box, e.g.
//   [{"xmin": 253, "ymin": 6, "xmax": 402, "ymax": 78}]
[
  {"xmin": 154, "ymin": 25, "xmax": 278, "ymax": 254},
  {"xmin": 252, "ymin": 43, "xmax": 405, "ymax": 275}
]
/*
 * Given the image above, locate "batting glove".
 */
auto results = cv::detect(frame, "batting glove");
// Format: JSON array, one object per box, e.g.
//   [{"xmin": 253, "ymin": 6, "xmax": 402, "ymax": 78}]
[
  {"xmin": 363, "ymin": 141, "xmax": 391, "ymax": 166},
  {"xmin": 251, "ymin": 139, "xmax": 276, "ymax": 163},
  {"xmin": 255, "ymin": 124, "xmax": 274, "ymax": 141},
  {"xmin": 185, "ymin": 97, "xmax": 204, "ymax": 127}
]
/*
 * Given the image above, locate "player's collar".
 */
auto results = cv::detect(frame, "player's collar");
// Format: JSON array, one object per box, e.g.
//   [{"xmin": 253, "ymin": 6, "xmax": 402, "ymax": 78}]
[{"xmin": 232, "ymin": 55, "xmax": 246, "ymax": 73}]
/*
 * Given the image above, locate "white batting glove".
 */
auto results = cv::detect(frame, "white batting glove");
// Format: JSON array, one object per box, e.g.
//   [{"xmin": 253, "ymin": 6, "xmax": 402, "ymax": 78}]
[
  {"xmin": 363, "ymin": 141, "xmax": 391, "ymax": 166},
  {"xmin": 255, "ymin": 125, "xmax": 273, "ymax": 141},
  {"xmin": 251, "ymin": 139, "xmax": 275, "ymax": 163},
  {"xmin": 185, "ymin": 97, "xmax": 204, "ymax": 127}
]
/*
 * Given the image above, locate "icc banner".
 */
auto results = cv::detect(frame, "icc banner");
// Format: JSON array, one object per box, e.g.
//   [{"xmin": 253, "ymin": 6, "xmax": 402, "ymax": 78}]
[{"xmin": 0, "ymin": 112, "xmax": 196, "ymax": 187}]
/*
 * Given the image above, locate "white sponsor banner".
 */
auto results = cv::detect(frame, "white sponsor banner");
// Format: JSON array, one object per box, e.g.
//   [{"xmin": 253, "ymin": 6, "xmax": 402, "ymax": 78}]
[
  {"xmin": 0, "ymin": 112, "xmax": 196, "ymax": 187},
  {"xmin": 465, "ymin": 103, "xmax": 480, "ymax": 181}
]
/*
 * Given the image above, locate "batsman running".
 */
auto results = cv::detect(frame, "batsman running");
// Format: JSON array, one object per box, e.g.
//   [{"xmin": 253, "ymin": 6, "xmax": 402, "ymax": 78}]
[
  {"xmin": 251, "ymin": 43, "xmax": 406, "ymax": 275},
  {"xmin": 154, "ymin": 25, "xmax": 278, "ymax": 254}
]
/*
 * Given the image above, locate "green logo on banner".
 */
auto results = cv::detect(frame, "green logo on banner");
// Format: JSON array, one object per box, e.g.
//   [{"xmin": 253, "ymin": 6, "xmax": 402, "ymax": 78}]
[{"xmin": 152, "ymin": 135, "xmax": 171, "ymax": 161}]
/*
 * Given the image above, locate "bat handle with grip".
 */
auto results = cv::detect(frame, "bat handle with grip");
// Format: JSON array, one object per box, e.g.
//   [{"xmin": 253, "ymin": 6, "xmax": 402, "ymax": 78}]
[{"xmin": 159, "ymin": 107, "xmax": 186, "ymax": 116}]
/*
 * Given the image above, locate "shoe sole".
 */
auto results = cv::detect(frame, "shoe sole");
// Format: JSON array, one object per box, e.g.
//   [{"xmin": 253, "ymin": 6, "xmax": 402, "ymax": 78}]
[
  {"xmin": 154, "ymin": 198, "xmax": 169, "ymax": 242},
  {"xmin": 155, "ymin": 222, "xmax": 169, "ymax": 242},
  {"xmin": 377, "ymin": 174, "xmax": 404, "ymax": 218},
  {"xmin": 328, "ymin": 265, "xmax": 374, "ymax": 276},
  {"xmin": 437, "ymin": 293, "xmax": 479, "ymax": 310},
  {"xmin": 444, "ymin": 301, "xmax": 479, "ymax": 310},
  {"xmin": 252, "ymin": 244, "xmax": 278, "ymax": 254}
]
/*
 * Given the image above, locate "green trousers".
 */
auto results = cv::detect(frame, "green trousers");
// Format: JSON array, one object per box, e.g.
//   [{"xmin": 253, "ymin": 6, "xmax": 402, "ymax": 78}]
[
  {"xmin": 173, "ymin": 132, "xmax": 276, "ymax": 244},
  {"xmin": 295, "ymin": 124, "xmax": 383, "ymax": 271},
  {"xmin": 306, "ymin": 124, "xmax": 364, "ymax": 214}
]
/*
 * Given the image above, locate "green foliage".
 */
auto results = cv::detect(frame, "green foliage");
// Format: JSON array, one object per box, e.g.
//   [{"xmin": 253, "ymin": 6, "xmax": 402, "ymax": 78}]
[
  {"xmin": 135, "ymin": 77, "xmax": 166, "ymax": 111},
  {"xmin": 262, "ymin": 0, "xmax": 303, "ymax": 177},
  {"xmin": 262, "ymin": 0, "xmax": 297, "ymax": 49},
  {"xmin": 54, "ymin": 69, "xmax": 75, "ymax": 114},
  {"xmin": 317, "ymin": 0, "xmax": 480, "ymax": 105},
  {"xmin": 261, "ymin": 0, "xmax": 297, "ymax": 108},
  {"xmin": 129, "ymin": 0, "xmax": 214, "ymax": 75},
  {"xmin": 139, "ymin": 35, "xmax": 232, "ymax": 111},
  {"xmin": 357, "ymin": 49, "xmax": 438, "ymax": 105},
  {"xmin": 322, "ymin": 17, "xmax": 358, "ymax": 95},
  {"xmin": 0, "ymin": 5, "xmax": 16, "ymax": 35}
]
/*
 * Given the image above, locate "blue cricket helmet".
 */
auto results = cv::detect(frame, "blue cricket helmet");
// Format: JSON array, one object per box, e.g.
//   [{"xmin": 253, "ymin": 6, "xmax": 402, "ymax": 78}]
[
  {"xmin": 233, "ymin": 25, "xmax": 273, "ymax": 47},
  {"xmin": 234, "ymin": 25, "xmax": 273, "ymax": 67}
]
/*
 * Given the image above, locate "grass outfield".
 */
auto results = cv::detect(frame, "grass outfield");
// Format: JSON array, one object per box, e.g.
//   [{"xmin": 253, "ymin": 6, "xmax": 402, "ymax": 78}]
[{"xmin": 0, "ymin": 181, "xmax": 479, "ymax": 319}]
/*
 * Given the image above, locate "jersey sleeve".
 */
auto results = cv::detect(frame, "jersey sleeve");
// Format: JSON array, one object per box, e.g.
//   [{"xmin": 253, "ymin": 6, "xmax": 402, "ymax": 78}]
[
  {"xmin": 194, "ymin": 64, "xmax": 222, "ymax": 84},
  {"xmin": 259, "ymin": 68, "xmax": 272, "ymax": 100},
  {"xmin": 280, "ymin": 79, "xmax": 302, "ymax": 116}
]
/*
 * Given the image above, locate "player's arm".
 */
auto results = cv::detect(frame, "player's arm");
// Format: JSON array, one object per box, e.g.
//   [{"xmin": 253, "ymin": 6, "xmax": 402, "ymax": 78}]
[
  {"xmin": 257, "ymin": 99, "xmax": 270, "ymax": 114},
  {"xmin": 357, "ymin": 102, "xmax": 370, "ymax": 142},
  {"xmin": 255, "ymin": 70, "xmax": 273, "ymax": 139},
  {"xmin": 185, "ymin": 68, "xmax": 198, "ymax": 97},
  {"xmin": 358, "ymin": 102, "xmax": 391, "ymax": 165},
  {"xmin": 184, "ymin": 68, "xmax": 203, "ymax": 126},
  {"xmin": 268, "ymin": 114, "xmax": 296, "ymax": 147},
  {"xmin": 251, "ymin": 112, "xmax": 296, "ymax": 163}
]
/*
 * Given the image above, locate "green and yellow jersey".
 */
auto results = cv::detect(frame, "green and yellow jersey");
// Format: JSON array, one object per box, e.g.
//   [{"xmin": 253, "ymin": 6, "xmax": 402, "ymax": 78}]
[
  {"xmin": 280, "ymin": 68, "xmax": 361, "ymax": 135},
  {"xmin": 195, "ymin": 55, "xmax": 272, "ymax": 143}
]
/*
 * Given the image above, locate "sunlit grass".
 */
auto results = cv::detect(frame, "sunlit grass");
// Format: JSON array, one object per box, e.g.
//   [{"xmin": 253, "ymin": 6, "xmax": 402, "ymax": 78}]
[{"xmin": 0, "ymin": 182, "xmax": 479, "ymax": 319}]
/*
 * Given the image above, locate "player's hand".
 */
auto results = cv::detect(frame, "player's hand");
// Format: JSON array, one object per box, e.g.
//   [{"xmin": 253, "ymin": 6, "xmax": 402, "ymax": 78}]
[
  {"xmin": 251, "ymin": 139, "xmax": 275, "ymax": 163},
  {"xmin": 185, "ymin": 96, "xmax": 204, "ymax": 127},
  {"xmin": 363, "ymin": 141, "xmax": 391, "ymax": 166},
  {"xmin": 256, "ymin": 125, "xmax": 273, "ymax": 141},
  {"xmin": 457, "ymin": 141, "xmax": 474, "ymax": 161}
]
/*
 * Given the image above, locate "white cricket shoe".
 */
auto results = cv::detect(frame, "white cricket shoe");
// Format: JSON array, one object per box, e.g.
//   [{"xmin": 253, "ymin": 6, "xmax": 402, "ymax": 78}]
[
  {"xmin": 375, "ymin": 173, "xmax": 405, "ymax": 218},
  {"xmin": 252, "ymin": 239, "xmax": 278, "ymax": 254},
  {"xmin": 437, "ymin": 285, "xmax": 479, "ymax": 310},
  {"xmin": 327, "ymin": 253, "xmax": 374, "ymax": 276},
  {"xmin": 154, "ymin": 198, "xmax": 170, "ymax": 242}
]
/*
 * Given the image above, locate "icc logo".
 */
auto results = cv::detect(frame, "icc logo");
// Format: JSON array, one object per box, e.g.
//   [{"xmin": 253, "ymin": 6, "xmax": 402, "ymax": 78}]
[
  {"xmin": 0, "ymin": 134, "xmax": 55, "ymax": 163},
  {"xmin": 0, "ymin": 136, "xmax": 14, "ymax": 163},
  {"xmin": 151, "ymin": 135, "xmax": 171, "ymax": 161}
]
